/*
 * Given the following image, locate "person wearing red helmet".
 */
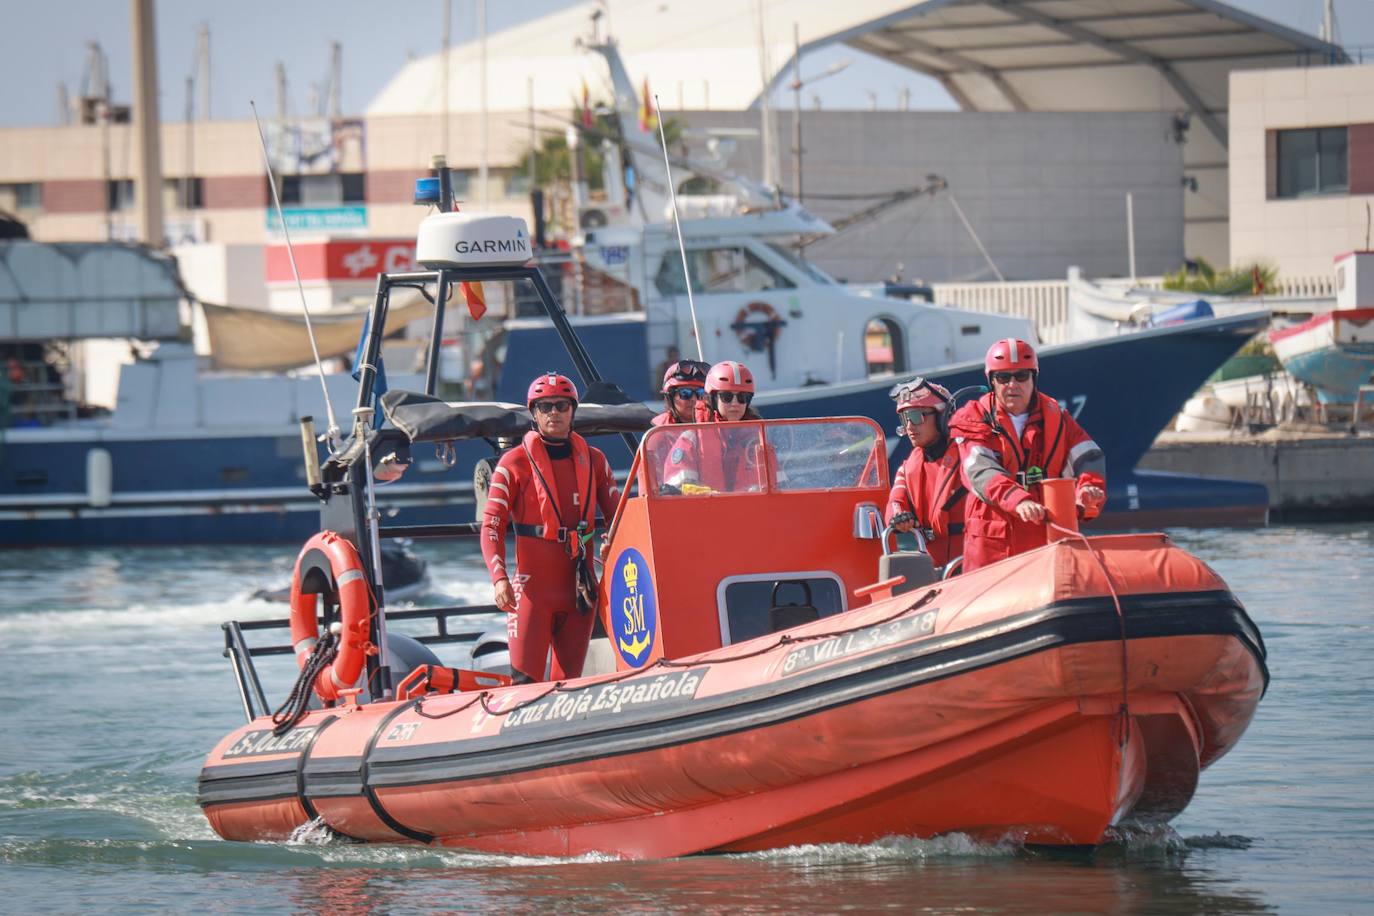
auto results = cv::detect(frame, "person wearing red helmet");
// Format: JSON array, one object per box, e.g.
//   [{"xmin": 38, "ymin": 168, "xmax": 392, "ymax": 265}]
[
  {"xmin": 949, "ymin": 338, "xmax": 1106, "ymax": 572},
  {"xmin": 661, "ymin": 360, "xmax": 776, "ymax": 492},
  {"xmin": 884, "ymin": 377, "xmax": 966, "ymax": 568},
  {"xmin": 643, "ymin": 359, "xmax": 711, "ymax": 481},
  {"xmin": 480, "ymin": 372, "xmax": 621, "ymax": 683}
]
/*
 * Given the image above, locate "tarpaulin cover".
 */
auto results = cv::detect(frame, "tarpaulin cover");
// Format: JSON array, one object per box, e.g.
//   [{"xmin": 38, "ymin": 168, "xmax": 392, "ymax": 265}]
[{"xmin": 379, "ymin": 388, "xmax": 656, "ymax": 443}]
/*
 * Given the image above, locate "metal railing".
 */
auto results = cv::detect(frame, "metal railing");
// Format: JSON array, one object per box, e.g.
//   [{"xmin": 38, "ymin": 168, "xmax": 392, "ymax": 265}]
[{"xmin": 929, "ymin": 273, "xmax": 1337, "ymax": 345}]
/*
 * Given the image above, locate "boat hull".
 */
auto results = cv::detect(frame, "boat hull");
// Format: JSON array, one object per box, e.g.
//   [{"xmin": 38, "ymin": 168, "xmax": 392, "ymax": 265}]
[
  {"xmin": 1269, "ymin": 307, "xmax": 1374, "ymax": 403},
  {"xmin": 1, "ymin": 312, "xmax": 1269, "ymax": 546},
  {"xmin": 198, "ymin": 535, "xmax": 1266, "ymax": 856}
]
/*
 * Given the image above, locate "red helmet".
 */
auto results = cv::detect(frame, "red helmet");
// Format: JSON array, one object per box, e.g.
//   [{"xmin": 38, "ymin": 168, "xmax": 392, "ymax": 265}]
[
  {"xmin": 893, "ymin": 377, "xmax": 951, "ymax": 413},
  {"xmin": 984, "ymin": 338, "xmax": 1038, "ymax": 376},
  {"xmin": 705, "ymin": 360, "xmax": 755, "ymax": 394},
  {"xmin": 661, "ymin": 359, "xmax": 710, "ymax": 393},
  {"xmin": 526, "ymin": 372, "xmax": 579, "ymax": 409}
]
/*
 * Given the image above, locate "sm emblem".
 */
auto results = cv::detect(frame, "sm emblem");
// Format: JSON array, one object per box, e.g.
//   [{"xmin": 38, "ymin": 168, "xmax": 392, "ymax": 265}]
[{"xmin": 609, "ymin": 547, "xmax": 657, "ymax": 667}]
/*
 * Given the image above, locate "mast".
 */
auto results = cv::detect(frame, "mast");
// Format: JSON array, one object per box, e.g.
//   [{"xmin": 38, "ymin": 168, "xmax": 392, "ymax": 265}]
[
  {"xmin": 440, "ymin": 0, "xmax": 451, "ymax": 158},
  {"xmin": 755, "ymin": 0, "xmax": 776, "ymax": 188},
  {"xmin": 131, "ymin": 0, "xmax": 165, "ymax": 247},
  {"xmin": 478, "ymin": 0, "xmax": 489, "ymax": 209},
  {"xmin": 197, "ymin": 24, "xmax": 210, "ymax": 120}
]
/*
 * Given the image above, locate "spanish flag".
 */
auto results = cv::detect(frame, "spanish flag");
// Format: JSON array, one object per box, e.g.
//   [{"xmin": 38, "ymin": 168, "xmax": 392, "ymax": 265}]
[
  {"xmin": 639, "ymin": 78, "xmax": 658, "ymax": 133},
  {"xmin": 580, "ymin": 79, "xmax": 594, "ymax": 128},
  {"xmin": 460, "ymin": 281, "xmax": 487, "ymax": 320}
]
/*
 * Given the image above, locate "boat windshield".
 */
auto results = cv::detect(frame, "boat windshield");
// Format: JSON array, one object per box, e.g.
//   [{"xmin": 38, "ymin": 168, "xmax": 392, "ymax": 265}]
[
  {"xmin": 645, "ymin": 417, "xmax": 884, "ymax": 496},
  {"xmin": 765, "ymin": 243, "xmax": 836, "ymax": 285}
]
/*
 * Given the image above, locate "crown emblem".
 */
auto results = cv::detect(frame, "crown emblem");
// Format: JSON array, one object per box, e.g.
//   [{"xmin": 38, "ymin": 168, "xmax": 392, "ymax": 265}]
[{"xmin": 623, "ymin": 556, "xmax": 639, "ymax": 591}]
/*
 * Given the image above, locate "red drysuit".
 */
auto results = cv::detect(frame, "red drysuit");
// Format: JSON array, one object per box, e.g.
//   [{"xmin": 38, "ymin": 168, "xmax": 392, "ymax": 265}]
[{"xmin": 481, "ymin": 430, "xmax": 619, "ymax": 681}]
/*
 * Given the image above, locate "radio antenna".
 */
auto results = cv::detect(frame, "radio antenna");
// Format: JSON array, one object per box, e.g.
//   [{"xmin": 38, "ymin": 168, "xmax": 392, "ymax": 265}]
[
  {"xmin": 654, "ymin": 93, "xmax": 705, "ymax": 361},
  {"xmin": 249, "ymin": 100, "xmax": 341, "ymax": 445}
]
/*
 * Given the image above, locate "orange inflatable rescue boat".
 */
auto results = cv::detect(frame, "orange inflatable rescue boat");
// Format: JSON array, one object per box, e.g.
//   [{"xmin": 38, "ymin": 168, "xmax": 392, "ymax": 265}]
[
  {"xmin": 197, "ymin": 207, "xmax": 1266, "ymax": 857},
  {"xmin": 199, "ymin": 414, "xmax": 1266, "ymax": 857}
]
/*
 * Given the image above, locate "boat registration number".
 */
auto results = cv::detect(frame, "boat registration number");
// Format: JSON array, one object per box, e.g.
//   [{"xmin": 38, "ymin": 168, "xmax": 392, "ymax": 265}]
[{"xmin": 780, "ymin": 610, "xmax": 938, "ymax": 676}]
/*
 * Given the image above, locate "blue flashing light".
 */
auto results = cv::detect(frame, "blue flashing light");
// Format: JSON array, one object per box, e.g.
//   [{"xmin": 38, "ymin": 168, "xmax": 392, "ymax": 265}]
[{"xmin": 414, "ymin": 177, "xmax": 441, "ymax": 205}]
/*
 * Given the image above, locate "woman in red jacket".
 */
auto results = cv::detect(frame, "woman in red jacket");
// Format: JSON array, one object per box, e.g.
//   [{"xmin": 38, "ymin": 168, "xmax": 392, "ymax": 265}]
[
  {"xmin": 481, "ymin": 373, "xmax": 620, "ymax": 683},
  {"xmin": 884, "ymin": 378, "xmax": 965, "ymax": 568},
  {"xmin": 643, "ymin": 359, "xmax": 710, "ymax": 485},
  {"xmin": 661, "ymin": 360, "xmax": 774, "ymax": 493},
  {"xmin": 950, "ymin": 339, "xmax": 1106, "ymax": 572}
]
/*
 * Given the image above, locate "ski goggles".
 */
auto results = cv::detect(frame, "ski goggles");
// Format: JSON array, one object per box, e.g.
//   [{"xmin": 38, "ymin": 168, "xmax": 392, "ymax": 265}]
[
  {"xmin": 989, "ymin": 370, "xmax": 1034, "ymax": 385},
  {"xmin": 533, "ymin": 399, "xmax": 574, "ymax": 414},
  {"xmin": 716, "ymin": 391, "xmax": 752, "ymax": 405},
  {"xmin": 667, "ymin": 360, "xmax": 711, "ymax": 383},
  {"xmin": 898, "ymin": 408, "xmax": 937, "ymax": 427},
  {"xmin": 672, "ymin": 387, "xmax": 706, "ymax": 400}
]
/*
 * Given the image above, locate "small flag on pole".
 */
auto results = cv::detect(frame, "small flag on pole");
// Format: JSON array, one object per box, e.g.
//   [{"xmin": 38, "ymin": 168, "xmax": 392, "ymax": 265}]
[
  {"xmin": 638, "ymin": 78, "xmax": 657, "ymax": 133},
  {"xmin": 580, "ymin": 79, "xmax": 594, "ymax": 128},
  {"xmin": 460, "ymin": 281, "xmax": 487, "ymax": 320}
]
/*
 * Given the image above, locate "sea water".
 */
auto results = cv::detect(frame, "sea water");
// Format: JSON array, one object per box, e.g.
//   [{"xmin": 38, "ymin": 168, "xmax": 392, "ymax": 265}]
[{"xmin": 1, "ymin": 525, "xmax": 1370, "ymax": 913}]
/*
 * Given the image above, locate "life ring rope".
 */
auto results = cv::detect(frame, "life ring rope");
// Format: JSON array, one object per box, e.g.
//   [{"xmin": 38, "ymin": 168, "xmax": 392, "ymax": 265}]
[
  {"xmin": 287, "ymin": 531, "xmax": 375, "ymax": 704},
  {"xmin": 732, "ymin": 301, "xmax": 784, "ymax": 352}
]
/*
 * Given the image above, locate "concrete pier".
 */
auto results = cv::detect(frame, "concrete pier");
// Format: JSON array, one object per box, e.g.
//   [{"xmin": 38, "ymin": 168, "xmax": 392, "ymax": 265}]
[{"xmin": 1139, "ymin": 427, "xmax": 1374, "ymax": 520}]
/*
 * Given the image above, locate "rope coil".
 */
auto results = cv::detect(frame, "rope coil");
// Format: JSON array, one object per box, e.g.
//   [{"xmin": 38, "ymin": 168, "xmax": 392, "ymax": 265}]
[{"xmin": 271, "ymin": 630, "xmax": 340, "ymax": 736}]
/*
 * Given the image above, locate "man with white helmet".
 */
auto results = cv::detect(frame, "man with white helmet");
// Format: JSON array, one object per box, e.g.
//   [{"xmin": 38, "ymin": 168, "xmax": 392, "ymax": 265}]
[
  {"xmin": 885, "ymin": 377, "xmax": 966, "ymax": 569},
  {"xmin": 950, "ymin": 339, "xmax": 1106, "ymax": 572},
  {"xmin": 481, "ymin": 372, "xmax": 620, "ymax": 683}
]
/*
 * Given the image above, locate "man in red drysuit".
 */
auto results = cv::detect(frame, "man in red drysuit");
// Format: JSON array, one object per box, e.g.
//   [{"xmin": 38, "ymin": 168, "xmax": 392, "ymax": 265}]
[
  {"xmin": 884, "ymin": 378, "xmax": 966, "ymax": 569},
  {"xmin": 950, "ymin": 338, "xmax": 1106, "ymax": 572},
  {"xmin": 481, "ymin": 372, "xmax": 620, "ymax": 683}
]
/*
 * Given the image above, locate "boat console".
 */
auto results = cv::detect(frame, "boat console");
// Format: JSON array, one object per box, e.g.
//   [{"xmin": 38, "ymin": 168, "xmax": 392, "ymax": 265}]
[{"xmin": 600, "ymin": 417, "xmax": 891, "ymax": 668}]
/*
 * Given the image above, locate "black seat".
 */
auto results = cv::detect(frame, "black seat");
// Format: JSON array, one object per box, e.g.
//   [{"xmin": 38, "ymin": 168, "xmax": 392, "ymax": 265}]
[{"xmin": 767, "ymin": 580, "xmax": 821, "ymax": 634}]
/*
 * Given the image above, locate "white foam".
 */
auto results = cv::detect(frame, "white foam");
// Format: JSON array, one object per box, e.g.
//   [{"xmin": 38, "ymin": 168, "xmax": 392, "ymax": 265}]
[{"xmin": 732, "ymin": 832, "xmax": 1019, "ymax": 865}]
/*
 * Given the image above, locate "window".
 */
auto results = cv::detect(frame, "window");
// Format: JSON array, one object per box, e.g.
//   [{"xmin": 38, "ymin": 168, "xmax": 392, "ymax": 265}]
[
  {"xmin": 864, "ymin": 317, "xmax": 906, "ymax": 377},
  {"xmin": 0, "ymin": 183, "xmax": 41, "ymax": 212},
  {"xmin": 765, "ymin": 242, "xmax": 834, "ymax": 284},
  {"xmin": 504, "ymin": 168, "xmax": 532, "ymax": 197},
  {"xmin": 107, "ymin": 179, "xmax": 135, "ymax": 212},
  {"xmin": 273, "ymin": 172, "xmax": 366, "ymax": 206},
  {"xmin": 654, "ymin": 247, "xmax": 795, "ymax": 296},
  {"xmin": 448, "ymin": 169, "xmax": 474, "ymax": 201},
  {"xmin": 163, "ymin": 178, "xmax": 203, "ymax": 210},
  {"xmin": 644, "ymin": 418, "xmax": 884, "ymax": 496},
  {"xmin": 718, "ymin": 574, "xmax": 846, "ymax": 644},
  {"xmin": 1276, "ymin": 127, "xmax": 1348, "ymax": 198}
]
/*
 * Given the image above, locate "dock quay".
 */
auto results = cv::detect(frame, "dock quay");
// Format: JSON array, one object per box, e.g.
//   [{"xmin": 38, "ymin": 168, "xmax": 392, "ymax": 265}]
[{"xmin": 1139, "ymin": 427, "xmax": 1374, "ymax": 521}]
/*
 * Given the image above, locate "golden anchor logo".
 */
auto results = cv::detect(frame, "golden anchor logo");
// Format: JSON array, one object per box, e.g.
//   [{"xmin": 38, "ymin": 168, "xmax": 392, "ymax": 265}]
[
  {"xmin": 616, "ymin": 553, "xmax": 651, "ymax": 661},
  {"xmin": 618, "ymin": 630, "xmax": 651, "ymax": 659}
]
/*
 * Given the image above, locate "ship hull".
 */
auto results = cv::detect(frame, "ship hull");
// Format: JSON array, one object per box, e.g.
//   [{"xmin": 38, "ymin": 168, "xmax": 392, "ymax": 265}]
[{"xmin": 1, "ymin": 313, "xmax": 1270, "ymax": 546}]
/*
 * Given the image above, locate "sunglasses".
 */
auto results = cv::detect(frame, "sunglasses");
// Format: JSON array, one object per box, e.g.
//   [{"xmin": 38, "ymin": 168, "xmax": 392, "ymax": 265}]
[
  {"xmin": 990, "ymin": 370, "xmax": 1034, "ymax": 385},
  {"xmin": 716, "ymin": 391, "xmax": 752, "ymax": 405},
  {"xmin": 899, "ymin": 409, "xmax": 936, "ymax": 427},
  {"xmin": 672, "ymin": 387, "xmax": 705, "ymax": 400},
  {"xmin": 533, "ymin": 399, "xmax": 573, "ymax": 414}
]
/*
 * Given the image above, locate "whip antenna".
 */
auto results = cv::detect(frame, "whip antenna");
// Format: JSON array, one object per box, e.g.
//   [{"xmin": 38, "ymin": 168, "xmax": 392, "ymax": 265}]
[
  {"xmin": 654, "ymin": 93, "xmax": 705, "ymax": 361},
  {"xmin": 249, "ymin": 100, "xmax": 341, "ymax": 444}
]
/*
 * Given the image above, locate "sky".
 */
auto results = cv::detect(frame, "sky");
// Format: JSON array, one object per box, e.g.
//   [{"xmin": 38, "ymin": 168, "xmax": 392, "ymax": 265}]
[{"xmin": 0, "ymin": 0, "xmax": 1370, "ymax": 127}]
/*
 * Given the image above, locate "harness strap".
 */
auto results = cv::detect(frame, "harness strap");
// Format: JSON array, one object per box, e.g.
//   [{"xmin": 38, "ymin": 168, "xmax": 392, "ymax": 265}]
[{"xmin": 512, "ymin": 522, "xmax": 572, "ymax": 541}]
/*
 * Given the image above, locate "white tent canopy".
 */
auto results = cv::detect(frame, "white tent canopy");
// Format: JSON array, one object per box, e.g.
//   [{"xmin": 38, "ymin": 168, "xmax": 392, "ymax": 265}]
[{"xmin": 811, "ymin": 0, "xmax": 1345, "ymax": 149}]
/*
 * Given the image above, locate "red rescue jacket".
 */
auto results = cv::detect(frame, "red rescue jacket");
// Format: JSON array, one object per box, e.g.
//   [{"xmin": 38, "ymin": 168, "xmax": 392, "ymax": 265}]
[
  {"xmin": 884, "ymin": 443, "xmax": 966, "ymax": 567},
  {"xmin": 950, "ymin": 391, "xmax": 1105, "ymax": 571}
]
